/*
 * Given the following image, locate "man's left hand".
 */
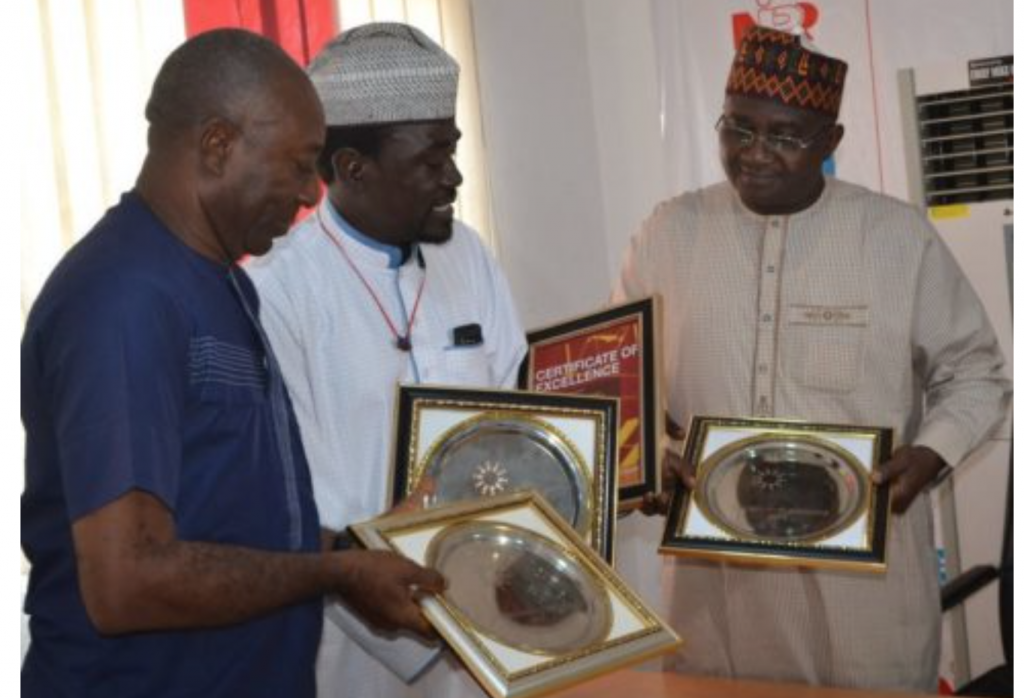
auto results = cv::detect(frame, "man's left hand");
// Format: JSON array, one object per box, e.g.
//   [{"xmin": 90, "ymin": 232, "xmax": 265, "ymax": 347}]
[{"xmin": 872, "ymin": 445, "xmax": 947, "ymax": 514}]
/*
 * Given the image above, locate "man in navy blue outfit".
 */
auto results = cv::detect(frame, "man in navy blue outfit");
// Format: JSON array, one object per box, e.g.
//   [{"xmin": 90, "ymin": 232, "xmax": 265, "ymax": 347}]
[{"xmin": 21, "ymin": 29, "xmax": 444, "ymax": 698}]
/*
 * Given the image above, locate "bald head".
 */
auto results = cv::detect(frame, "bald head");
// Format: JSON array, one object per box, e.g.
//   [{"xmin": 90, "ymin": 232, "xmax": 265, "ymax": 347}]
[{"xmin": 145, "ymin": 28, "xmax": 308, "ymax": 141}]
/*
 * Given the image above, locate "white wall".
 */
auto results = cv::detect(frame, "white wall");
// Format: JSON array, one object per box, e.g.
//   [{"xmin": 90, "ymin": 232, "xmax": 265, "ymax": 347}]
[
  {"xmin": 580, "ymin": 0, "xmax": 673, "ymax": 287},
  {"xmin": 472, "ymin": 0, "xmax": 671, "ymax": 331},
  {"xmin": 473, "ymin": 0, "xmax": 610, "ymax": 330}
]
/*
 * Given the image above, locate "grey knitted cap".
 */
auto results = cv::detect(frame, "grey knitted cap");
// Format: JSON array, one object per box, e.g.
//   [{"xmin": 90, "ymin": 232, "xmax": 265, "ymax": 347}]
[{"xmin": 308, "ymin": 22, "xmax": 459, "ymax": 127}]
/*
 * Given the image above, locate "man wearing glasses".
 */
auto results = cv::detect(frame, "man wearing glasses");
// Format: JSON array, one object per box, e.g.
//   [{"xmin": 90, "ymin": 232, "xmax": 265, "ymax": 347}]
[{"xmin": 614, "ymin": 26, "xmax": 1009, "ymax": 691}]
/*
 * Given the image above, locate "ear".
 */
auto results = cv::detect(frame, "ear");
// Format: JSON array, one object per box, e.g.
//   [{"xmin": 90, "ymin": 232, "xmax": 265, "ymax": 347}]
[
  {"xmin": 198, "ymin": 117, "xmax": 240, "ymax": 177},
  {"xmin": 823, "ymin": 123, "xmax": 845, "ymax": 158},
  {"xmin": 333, "ymin": 148, "xmax": 369, "ymax": 185}
]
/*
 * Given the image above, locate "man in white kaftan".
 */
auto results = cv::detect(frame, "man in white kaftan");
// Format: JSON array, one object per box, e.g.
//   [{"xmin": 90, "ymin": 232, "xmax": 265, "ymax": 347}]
[
  {"xmin": 247, "ymin": 23, "xmax": 526, "ymax": 698},
  {"xmin": 614, "ymin": 26, "xmax": 1010, "ymax": 692}
]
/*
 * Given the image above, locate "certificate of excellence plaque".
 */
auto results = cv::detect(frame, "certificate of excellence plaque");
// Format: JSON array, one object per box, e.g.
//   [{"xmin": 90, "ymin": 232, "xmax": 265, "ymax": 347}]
[{"xmin": 523, "ymin": 297, "xmax": 663, "ymax": 511}]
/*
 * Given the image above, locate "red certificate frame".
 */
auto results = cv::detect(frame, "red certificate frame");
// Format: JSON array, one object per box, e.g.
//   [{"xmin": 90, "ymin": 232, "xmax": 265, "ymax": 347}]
[{"xmin": 522, "ymin": 297, "xmax": 662, "ymax": 511}]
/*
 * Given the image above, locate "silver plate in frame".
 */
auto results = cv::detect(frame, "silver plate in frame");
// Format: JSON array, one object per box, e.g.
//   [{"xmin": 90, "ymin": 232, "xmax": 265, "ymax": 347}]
[
  {"xmin": 426, "ymin": 520, "xmax": 613, "ymax": 655},
  {"xmin": 420, "ymin": 413, "xmax": 592, "ymax": 536},
  {"xmin": 660, "ymin": 416, "xmax": 893, "ymax": 572},
  {"xmin": 389, "ymin": 385, "xmax": 620, "ymax": 563},
  {"xmin": 695, "ymin": 433, "xmax": 870, "ymax": 544},
  {"xmin": 349, "ymin": 491, "xmax": 681, "ymax": 698}
]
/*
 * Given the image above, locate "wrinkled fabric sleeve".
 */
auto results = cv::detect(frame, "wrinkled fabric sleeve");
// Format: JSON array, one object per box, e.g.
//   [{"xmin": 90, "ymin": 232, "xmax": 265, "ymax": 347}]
[
  {"xmin": 40, "ymin": 277, "xmax": 187, "ymax": 521},
  {"xmin": 910, "ymin": 228, "xmax": 1011, "ymax": 467},
  {"xmin": 612, "ymin": 210, "xmax": 661, "ymax": 306}
]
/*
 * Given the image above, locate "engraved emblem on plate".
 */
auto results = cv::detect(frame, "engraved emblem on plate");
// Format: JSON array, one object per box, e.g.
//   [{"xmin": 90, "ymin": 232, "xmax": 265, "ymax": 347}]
[
  {"xmin": 736, "ymin": 454, "xmax": 840, "ymax": 539},
  {"xmin": 472, "ymin": 461, "xmax": 510, "ymax": 497}
]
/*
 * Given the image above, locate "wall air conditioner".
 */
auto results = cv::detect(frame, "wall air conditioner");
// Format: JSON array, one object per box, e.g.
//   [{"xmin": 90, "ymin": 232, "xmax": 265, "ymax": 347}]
[{"xmin": 898, "ymin": 55, "xmax": 1012, "ymax": 690}]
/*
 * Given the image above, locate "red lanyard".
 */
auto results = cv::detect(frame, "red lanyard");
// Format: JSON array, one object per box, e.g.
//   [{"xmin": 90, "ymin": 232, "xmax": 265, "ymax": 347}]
[{"xmin": 317, "ymin": 209, "xmax": 425, "ymax": 352}]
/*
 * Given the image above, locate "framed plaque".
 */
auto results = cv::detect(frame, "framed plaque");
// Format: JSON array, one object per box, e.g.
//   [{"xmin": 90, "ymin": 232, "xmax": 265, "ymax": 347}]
[
  {"xmin": 350, "ymin": 491, "xmax": 681, "ymax": 698},
  {"xmin": 521, "ymin": 297, "xmax": 663, "ymax": 512},
  {"xmin": 660, "ymin": 416, "xmax": 893, "ymax": 572},
  {"xmin": 391, "ymin": 385, "xmax": 619, "ymax": 562}
]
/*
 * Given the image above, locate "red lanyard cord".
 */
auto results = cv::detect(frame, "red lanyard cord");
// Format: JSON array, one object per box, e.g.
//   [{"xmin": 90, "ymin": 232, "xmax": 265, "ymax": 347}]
[{"xmin": 316, "ymin": 209, "xmax": 425, "ymax": 351}]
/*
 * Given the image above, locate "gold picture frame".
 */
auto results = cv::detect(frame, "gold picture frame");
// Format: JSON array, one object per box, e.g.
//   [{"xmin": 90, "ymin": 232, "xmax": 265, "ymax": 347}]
[
  {"xmin": 521, "ymin": 297, "xmax": 663, "ymax": 511},
  {"xmin": 390, "ymin": 385, "xmax": 619, "ymax": 562},
  {"xmin": 660, "ymin": 416, "xmax": 893, "ymax": 572},
  {"xmin": 350, "ymin": 491, "xmax": 681, "ymax": 698}
]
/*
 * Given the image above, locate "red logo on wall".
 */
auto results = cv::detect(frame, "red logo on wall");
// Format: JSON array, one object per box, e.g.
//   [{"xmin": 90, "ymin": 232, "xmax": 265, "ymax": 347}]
[{"xmin": 732, "ymin": 1, "xmax": 820, "ymax": 47}]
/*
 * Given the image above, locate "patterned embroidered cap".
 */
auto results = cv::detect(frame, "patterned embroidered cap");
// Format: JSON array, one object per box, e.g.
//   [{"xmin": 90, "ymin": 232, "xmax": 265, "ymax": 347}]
[
  {"xmin": 726, "ymin": 25, "xmax": 847, "ymax": 117},
  {"xmin": 308, "ymin": 22, "xmax": 459, "ymax": 126}
]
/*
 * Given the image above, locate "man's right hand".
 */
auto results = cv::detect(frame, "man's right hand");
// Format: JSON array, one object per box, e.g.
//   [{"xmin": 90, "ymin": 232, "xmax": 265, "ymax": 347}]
[{"xmin": 334, "ymin": 549, "xmax": 446, "ymax": 639}]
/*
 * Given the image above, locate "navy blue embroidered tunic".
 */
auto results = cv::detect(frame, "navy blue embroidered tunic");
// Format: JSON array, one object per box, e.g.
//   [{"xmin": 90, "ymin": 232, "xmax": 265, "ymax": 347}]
[{"xmin": 21, "ymin": 192, "xmax": 322, "ymax": 697}]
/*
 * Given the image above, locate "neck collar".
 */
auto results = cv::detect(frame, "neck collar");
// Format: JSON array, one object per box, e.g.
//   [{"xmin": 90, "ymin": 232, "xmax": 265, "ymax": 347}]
[
  {"xmin": 325, "ymin": 199, "xmax": 414, "ymax": 269},
  {"xmin": 734, "ymin": 176, "xmax": 834, "ymax": 222}
]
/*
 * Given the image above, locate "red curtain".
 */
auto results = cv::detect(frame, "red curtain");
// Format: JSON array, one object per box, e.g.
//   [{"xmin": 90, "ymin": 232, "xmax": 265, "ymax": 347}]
[{"xmin": 183, "ymin": 0, "xmax": 337, "ymax": 67}]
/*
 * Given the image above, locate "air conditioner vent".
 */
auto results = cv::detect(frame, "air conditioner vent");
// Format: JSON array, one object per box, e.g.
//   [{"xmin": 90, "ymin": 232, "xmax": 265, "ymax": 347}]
[{"xmin": 915, "ymin": 84, "xmax": 1012, "ymax": 205}]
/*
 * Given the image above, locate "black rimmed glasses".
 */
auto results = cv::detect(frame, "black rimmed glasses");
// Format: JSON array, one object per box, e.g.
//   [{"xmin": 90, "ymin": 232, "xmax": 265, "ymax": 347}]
[{"xmin": 715, "ymin": 115, "xmax": 835, "ymax": 154}]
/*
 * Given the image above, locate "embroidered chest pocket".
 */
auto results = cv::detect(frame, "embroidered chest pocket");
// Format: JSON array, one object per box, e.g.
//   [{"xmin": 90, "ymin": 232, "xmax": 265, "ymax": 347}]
[
  {"xmin": 189, "ymin": 336, "xmax": 268, "ymax": 404},
  {"xmin": 780, "ymin": 304, "xmax": 868, "ymax": 393}
]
